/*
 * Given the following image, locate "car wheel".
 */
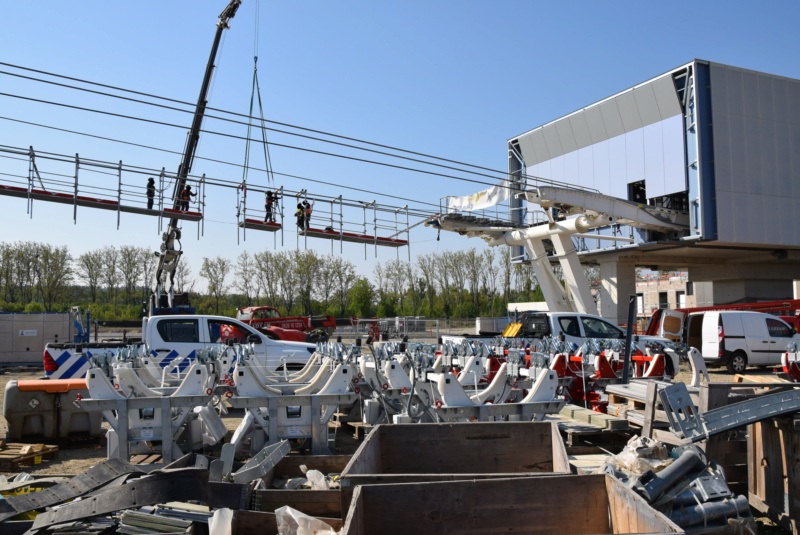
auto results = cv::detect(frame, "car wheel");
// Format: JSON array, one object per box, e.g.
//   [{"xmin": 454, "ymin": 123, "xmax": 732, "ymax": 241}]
[{"xmin": 726, "ymin": 351, "xmax": 748, "ymax": 374}]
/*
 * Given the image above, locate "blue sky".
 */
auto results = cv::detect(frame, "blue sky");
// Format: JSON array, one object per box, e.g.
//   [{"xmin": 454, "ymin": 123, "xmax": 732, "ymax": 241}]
[{"xmin": 1, "ymin": 1, "xmax": 798, "ymax": 288}]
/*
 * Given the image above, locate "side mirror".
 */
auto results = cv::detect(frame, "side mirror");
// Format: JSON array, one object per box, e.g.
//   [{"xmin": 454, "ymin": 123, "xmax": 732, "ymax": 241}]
[{"xmin": 247, "ymin": 334, "xmax": 262, "ymax": 345}]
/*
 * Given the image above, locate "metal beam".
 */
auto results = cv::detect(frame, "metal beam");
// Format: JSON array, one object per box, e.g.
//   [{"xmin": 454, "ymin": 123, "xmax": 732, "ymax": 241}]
[
  {"xmin": 523, "ymin": 187, "xmax": 689, "ymax": 231},
  {"xmin": 659, "ymin": 382, "xmax": 800, "ymax": 443}
]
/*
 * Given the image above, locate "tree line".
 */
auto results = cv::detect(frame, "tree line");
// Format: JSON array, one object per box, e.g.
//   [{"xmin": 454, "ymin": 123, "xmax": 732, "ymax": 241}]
[{"xmin": 0, "ymin": 240, "xmax": 553, "ymax": 320}]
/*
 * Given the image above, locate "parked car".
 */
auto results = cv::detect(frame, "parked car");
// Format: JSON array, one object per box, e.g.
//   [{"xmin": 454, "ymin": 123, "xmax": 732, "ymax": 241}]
[{"xmin": 519, "ymin": 312, "xmax": 678, "ymax": 376}]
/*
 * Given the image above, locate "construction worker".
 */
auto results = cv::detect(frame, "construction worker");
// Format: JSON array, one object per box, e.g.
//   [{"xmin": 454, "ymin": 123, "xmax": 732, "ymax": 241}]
[
  {"xmin": 146, "ymin": 177, "xmax": 156, "ymax": 210},
  {"xmin": 295, "ymin": 203, "xmax": 305, "ymax": 230},
  {"xmin": 179, "ymin": 185, "xmax": 196, "ymax": 212},
  {"xmin": 302, "ymin": 200, "xmax": 313, "ymax": 229},
  {"xmin": 265, "ymin": 190, "xmax": 280, "ymax": 223}
]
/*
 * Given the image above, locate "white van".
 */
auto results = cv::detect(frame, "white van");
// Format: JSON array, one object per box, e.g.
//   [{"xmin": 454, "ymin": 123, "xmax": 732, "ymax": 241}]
[{"xmin": 700, "ymin": 311, "xmax": 800, "ymax": 373}]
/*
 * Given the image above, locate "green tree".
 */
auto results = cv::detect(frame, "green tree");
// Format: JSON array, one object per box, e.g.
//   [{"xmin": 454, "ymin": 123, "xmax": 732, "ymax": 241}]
[
  {"xmin": 254, "ymin": 250, "xmax": 281, "ymax": 309},
  {"xmin": 76, "ymin": 250, "xmax": 103, "ymax": 303},
  {"xmin": 100, "ymin": 246, "xmax": 120, "ymax": 311},
  {"xmin": 118, "ymin": 245, "xmax": 143, "ymax": 306},
  {"xmin": 199, "ymin": 256, "xmax": 232, "ymax": 314},
  {"xmin": 293, "ymin": 250, "xmax": 320, "ymax": 314},
  {"xmin": 35, "ymin": 244, "xmax": 73, "ymax": 311},
  {"xmin": 233, "ymin": 250, "xmax": 259, "ymax": 306},
  {"xmin": 330, "ymin": 256, "xmax": 357, "ymax": 316},
  {"xmin": 348, "ymin": 277, "xmax": 374, "ymax": 317}
]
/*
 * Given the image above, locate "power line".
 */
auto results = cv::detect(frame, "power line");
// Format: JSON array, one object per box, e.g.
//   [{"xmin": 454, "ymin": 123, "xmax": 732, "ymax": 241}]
[
  {"xmin": 0, "ymin": 63, "xmax": 511, "ymax": 185},
  {"xmin": 0, "ymin": 60, "xmax": 510, "ymax": 177},
  {"xmin": 0, "ymin": 62, "xmax": 585, "ymax": 199},
  {"xmin": 0, "ymin": 117, "xmax": 450, "ymax": 215},
  {"xmin": 0, "ymin": 90, "xmax": 503, "ymax": 191}
]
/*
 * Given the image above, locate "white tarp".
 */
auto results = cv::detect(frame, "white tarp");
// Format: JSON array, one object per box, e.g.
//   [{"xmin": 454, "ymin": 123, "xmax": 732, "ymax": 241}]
[{"xmin": 446, "ymin": 181, "xmax": 511, "ymax": 212}]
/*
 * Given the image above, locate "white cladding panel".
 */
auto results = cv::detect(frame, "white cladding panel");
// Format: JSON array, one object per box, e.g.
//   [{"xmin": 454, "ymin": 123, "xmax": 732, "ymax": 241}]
[
  {"xmin": 515, "ymin": 73, "xmax": 685, "ymax": 200},
  {"xmin": 525, "ymin": 115, "xmax": 685, "ymax": 199},
  {"xmin": 709, "ymin": 63, "xmax": 800, "ymax": 247},
  {"xmin": 599, "ymin": 99, "xmax": 626, "ymax": 138}
]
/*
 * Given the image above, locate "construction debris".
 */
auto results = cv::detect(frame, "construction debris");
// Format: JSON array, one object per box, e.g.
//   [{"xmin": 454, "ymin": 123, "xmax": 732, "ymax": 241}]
[{"xmin": 600, "ymin": 437, "xmax": 756, "ymax": 533}]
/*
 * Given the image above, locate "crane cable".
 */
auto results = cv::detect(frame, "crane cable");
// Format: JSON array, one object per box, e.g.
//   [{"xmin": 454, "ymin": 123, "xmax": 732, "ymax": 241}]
[{"xmin": 241, "ymin": 1, "xmax": 274, "ymax": 191}]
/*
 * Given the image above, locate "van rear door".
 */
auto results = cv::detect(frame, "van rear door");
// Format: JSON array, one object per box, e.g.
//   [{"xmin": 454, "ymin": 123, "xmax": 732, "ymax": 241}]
[
  {"xmin": 684, "ymin": 312, "xmax": 704, "ymax": 350},
  {"xmin": 701, "ymin": 312, "xmax": 721, "ymax": 361},
  {"xmin": 657, "ymin": 310, "xmax": 686, "ymax": 342}
]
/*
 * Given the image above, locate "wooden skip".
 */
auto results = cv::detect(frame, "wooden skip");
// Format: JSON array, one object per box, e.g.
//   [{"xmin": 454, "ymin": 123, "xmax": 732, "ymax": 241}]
[{"xmin": 341, "ymin": 474, "xmax": 681, "ymax": 534}]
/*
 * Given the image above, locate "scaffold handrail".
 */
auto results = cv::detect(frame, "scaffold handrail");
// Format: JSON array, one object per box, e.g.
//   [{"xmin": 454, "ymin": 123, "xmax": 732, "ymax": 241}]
[
  {"xmin": 0, "ymin": 145, "xmax": 205, "ymax": 226},
  {"xmin": 0, "ymin": 144, "xmax": 418, "ymax": 252}
]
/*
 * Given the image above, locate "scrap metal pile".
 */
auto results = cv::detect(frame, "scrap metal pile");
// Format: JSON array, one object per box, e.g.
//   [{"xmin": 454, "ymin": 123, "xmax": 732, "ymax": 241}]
[{"xmin": 602, "ymin": 437, "xmax": 755, "ymax": 532}]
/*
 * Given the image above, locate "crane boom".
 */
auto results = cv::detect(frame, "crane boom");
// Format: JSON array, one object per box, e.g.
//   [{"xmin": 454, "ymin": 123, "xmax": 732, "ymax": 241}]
[{"xmin": 150, "ymin": 0, "xmax": 242, "ymax": 316}]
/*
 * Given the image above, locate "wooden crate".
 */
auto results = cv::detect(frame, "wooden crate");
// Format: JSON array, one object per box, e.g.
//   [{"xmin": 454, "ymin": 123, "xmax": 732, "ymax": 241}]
[
  {"xmin": 747, "ymin": 416, "xmax": 800, "ymax": 535},
  {"xmin": 339, "ymin": 421, "xmax": 569, "ymax": 510},
  {"xmin": 341, "ymin": 474, "xmax": 682, "ymax": 535},
  {"xmin": 251, "ymin": 453, "xmax": 351, "ymax": 519}
]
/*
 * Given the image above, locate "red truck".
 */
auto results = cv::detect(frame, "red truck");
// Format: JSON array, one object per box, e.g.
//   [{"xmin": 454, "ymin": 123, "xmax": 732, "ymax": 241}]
[{"xmin": 235, "ymin": 306, "xmax": 352, "ymax": 343}]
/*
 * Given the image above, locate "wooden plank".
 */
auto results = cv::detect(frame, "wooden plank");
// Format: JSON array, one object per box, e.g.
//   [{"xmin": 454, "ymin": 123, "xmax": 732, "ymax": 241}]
[
  {"xmin": 641, "ymin": 381, "xmax": 659, "ymax": 439},
  {"xmin": 605, "ymin": 475, "xmax": 682, "ymax": 533},
  {"xmin": 238, "ymin": 219, "xmax": 281, "ymax": 232},
  {"xmin": 734, "ymin": 374, "xmax": 790, "ymax": 384},
  {"xmin": 342, "ymin": 475, "xmax": 611, "ymax": 535},
  {"xmin": 549, "ymin": 421, "xmax": 571, "ymax": 474},
  {"xmin": 301, "ymin": 227, "xmax": 407, "ymax": 247},
  {"xmin": 252, "ymin": 489, "xmax": 342, "ymax": 518},
  {"xmin": 376, "ymin": 422, "xmax": 557, "ymax": 474},
  {"xmin": 340, "ymin": 422, "xmax": 568, "ymax": 512},
  {"xmin": 569, "ymin": 453, "xmax": 608, "ymax": 475},
  {"xmin": 0, "ymin": 444, "xmax": 58, "ymax": 470},
  {"xmin": 341, "ymin": 426, "xmax": 381, "ymax": 478},
  {"xmin": 263, "ymin": 453, "xmax": 350, "ymax": 489},
  {"xmin": 747, "ymin": 417, "xmax": 799, "ymax": 534}
]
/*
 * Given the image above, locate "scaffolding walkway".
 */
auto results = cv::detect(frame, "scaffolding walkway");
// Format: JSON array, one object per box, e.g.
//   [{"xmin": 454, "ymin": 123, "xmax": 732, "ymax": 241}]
[
  {"xmin": 0, "ymin": 144, "xmax": 416, "ymax": 254},
  {"xmin": 0, "ymin": 145, "xmax": 205, "ymax": 230}
]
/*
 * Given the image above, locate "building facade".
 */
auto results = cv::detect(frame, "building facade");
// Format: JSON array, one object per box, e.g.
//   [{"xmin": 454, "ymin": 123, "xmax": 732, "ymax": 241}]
[{"xmin": 508, "ymin": 60, "xmax": 800, "ymax": 323}]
